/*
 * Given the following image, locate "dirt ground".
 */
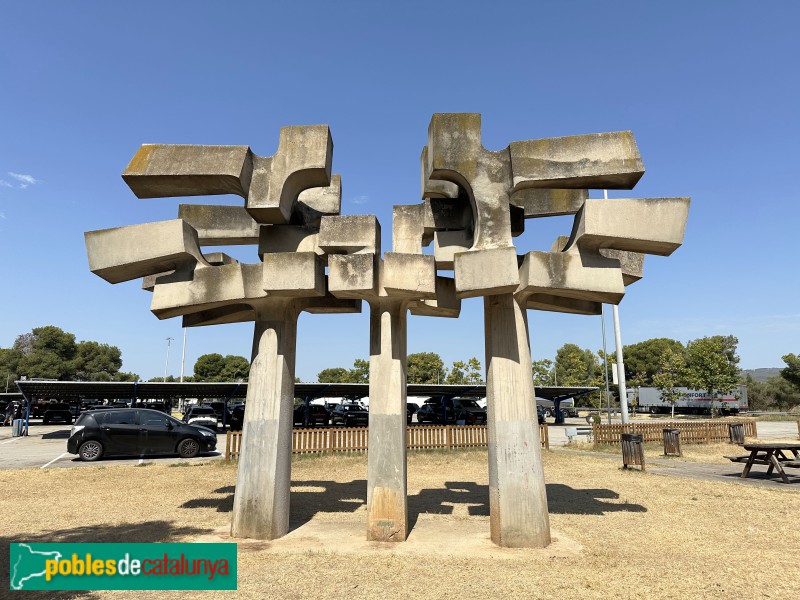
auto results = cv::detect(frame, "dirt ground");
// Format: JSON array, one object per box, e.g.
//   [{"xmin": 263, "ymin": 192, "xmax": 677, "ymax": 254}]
[{"xmin": 1, "ymin": 448, "xmax": 799, "ymax": 599}]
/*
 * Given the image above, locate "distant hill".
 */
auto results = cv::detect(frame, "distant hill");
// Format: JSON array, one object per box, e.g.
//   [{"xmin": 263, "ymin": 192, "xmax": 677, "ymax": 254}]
[{"xmin": 740, "ymin": 368, "xmax": 782, "ymax": 382}]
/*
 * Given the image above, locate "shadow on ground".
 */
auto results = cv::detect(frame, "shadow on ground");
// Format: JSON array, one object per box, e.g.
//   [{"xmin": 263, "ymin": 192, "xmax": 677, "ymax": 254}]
[
  {"xmin": 180, "ymin": 480, "xmax": 646, "ymax": 531},
  {"xmin": 41, "ymin": 429, "xmax": 71, "ymax": 439},
  {"xmin": 2, "ymin": 520, "xmax": 213, "ymax": 598}
]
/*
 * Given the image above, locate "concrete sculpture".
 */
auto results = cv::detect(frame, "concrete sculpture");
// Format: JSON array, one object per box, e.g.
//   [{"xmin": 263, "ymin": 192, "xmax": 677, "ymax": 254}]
[{"xmin": 85, "ymin": 114, "xmax": 689, "ymax": 550}]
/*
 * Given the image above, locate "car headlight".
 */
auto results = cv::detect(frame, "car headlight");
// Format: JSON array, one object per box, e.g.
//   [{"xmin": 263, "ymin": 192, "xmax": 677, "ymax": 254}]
[{"xmin": 200, "ymin": 430, "xmax": 215, "ymax": 437}]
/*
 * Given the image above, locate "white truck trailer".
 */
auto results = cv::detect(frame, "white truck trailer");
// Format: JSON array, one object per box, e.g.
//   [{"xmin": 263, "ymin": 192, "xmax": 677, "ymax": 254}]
[{"xmin": 630, "ymin": 385, "xmax": 748, "ymax": 415}]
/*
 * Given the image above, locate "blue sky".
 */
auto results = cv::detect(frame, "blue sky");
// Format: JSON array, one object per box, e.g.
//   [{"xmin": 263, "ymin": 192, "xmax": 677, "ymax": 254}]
[{"xmin": 1, "ymin": 1, "xmax": 798, "ymax": 380}]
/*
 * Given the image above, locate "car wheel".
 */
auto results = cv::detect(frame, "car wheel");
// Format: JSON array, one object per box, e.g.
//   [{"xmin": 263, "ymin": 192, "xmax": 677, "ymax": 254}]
[
  {"xmin": 79, "ymin": 440, "xmax": 103, "ymax": 462},
  {"xmin": 544, "ymin": 409, "xmax": 552, "ymax": 418},
  {"xmin": 177, "ymin": 438, "xmax": 200, "ymax": 458}
]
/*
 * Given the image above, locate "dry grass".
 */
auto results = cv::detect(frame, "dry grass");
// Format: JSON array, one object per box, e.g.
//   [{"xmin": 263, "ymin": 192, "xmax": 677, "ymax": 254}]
[{"xmin": 1, "ymin": 450, "xmax": 799, "ymax": 599}]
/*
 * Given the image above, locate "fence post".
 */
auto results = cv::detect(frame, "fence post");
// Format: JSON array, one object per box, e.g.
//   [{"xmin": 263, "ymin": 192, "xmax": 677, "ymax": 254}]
[
  {"xmin": 445, "ymin": 425, "xmax": 451, "ymax": 450},
  {"xmin": 225, "ymin": 431, "xmax": 232, "ymax": 461},
  {"xmin": 705, "ymin": 423, "xmax": 711, "ymax": 444}
]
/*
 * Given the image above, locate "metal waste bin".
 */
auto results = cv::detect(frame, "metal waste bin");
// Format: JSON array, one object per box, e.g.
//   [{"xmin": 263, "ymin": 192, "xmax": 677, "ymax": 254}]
[{"xmin": 11, "ymin": 418, "xmax": 24, "ymax": 437}]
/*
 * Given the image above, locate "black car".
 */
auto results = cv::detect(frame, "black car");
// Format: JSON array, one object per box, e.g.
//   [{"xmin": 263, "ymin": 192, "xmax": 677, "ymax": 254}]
[
  {"xmin": 229, "ymin": 404, "xmax": 245, "ymax": 431},
  {"xmin": 330, "ymin": 403, "xmax": 368, "ymax": 427},
  {"xmin": 67, "ymin": 408, "xmax": 217, "ymax": 462},
  {"xmin": 293, "ymin": 404, "xmax": 330, "ymax": 426},
  {"xmin": 416, "ymin": 398, "xmax": 487, "ymax": 425},
  {"xmin": 536, "ymin": 404, "xmax": 546, "ymax": 424},
  {"xmin": 42, "ymin": 403, "xmax": 73, "ymax": 425},
  {"xmin": 407, "ymin": 403, "xmax": 419, "ymax": 425}
]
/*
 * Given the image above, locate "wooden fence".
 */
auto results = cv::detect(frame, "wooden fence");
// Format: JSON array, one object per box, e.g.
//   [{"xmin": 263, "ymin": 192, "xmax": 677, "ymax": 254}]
[
  {"xmin": 225, "ymin": 423, "xmax": 549, "ymax": 460},
  {"xmin": 592, "ymin": 419, "xmax": 758, "ymax": 446}
]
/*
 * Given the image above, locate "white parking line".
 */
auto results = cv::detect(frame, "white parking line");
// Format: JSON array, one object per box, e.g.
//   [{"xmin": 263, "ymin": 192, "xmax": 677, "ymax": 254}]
[
  {"xmin": 1, "ymin": 437, "xmax": 22, "ymax": 444},
  {"xmin": 40, "ymin": 453, "xmax": 69, "ymax": 469}
]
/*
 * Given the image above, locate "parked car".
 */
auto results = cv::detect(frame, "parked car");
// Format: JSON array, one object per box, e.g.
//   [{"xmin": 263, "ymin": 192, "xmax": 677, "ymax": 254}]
[
  {"xmin": 67, "ymin": 408, "xmax": 217, "ymax": 461},
  {"xmin": 416, "ymin": 398, "xmax": 487, "ymax": 425},
  {"xmin": 536, "ymin": 404, "xmax": 546, "ymax": 424},
  {"xmin": 293, "ymin": 404, "xmax": 330, "ymax": 426},
  {"xmin": 330, "ymin": 403, "xmax": 369, "ymax": 427},
  {"xmin": 183, "ymin": 406, "xmax": 218, "ymax": 431},
  {"xmin": 42, "ymin": 403, "xmax": 73, "ymax": 425}
]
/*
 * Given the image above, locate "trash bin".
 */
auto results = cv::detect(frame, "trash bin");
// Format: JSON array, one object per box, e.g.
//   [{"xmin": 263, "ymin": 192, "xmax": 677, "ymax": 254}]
[
  {"xmin": 663, "ymin": 428, "xmax": 681, "ymax": 456},
  {"xmin": 621, "ymin": 433, "xmax": 645, "ymax": 471},
  {"xmin": 729, "ymin": 423, "xmax": 745, "ymax": 445},
  {"xmin": 11, "ymin": 419, "xmax": 24, "ymax": 437}
]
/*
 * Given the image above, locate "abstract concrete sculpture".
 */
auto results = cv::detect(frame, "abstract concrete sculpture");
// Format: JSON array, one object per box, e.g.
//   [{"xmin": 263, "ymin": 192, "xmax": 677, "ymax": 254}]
[{"xmin": 85, "ymin": 114, "xmax": 689, "ymax": 550}]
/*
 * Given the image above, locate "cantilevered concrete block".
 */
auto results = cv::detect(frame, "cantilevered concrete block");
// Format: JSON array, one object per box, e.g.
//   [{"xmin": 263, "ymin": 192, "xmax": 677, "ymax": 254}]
[
  {"xmin": 150, "ymin": 262, "xmax": 252, "ymax": 319},
  {"xmin": 381, "ymin": 253, "xmax": 436, "ymax": 299},
  {"xmin": 420, "ymin": 146, "xmax": 460, "ymax": 199},
  {"xmin": 263, "ymin": 252, "xmax": 325, "ymax": 297},
  {"xmin": 294, "ymin": 174, "xmax": 342, "ymax": 226},
  {"xmin": 85, "ymin": 219, "xmax": 209, "ymax": 284},
  {"xmin": 258, "ymin": 225, "xmax": 320, "ymax": 257},
  {"xmin": 409, "ymin": 276, "xmax": 461, "ymax": 318},
  {"xmin": 122, "ymin": 125, "xmax": 333, "ymax": 225},
  {"xmin": 123, "ymin": 145, "xmax": 252, "ymax": 199},
  {"xmin": 453, "ymin": 246, "xmax": 520, "ymax": 299},
  {"xmin": 524, "ymin": 293, "xmax": 601, "ymax": 316},
  {"xmin": 424, "ymin": 197, "xmax": 473, "ymax": 232},
  {"xmin": 509, "ymin": 131, "xmax": 644, "ymax": 190},
  {"xmin": 328, "ymin": 253, "xmax": 377, "ymax": 298},
  {"xmin": 517, "ymin": 250, "xmax": 625, "ymax": 305},
  {"xmin": 318, "ymin": 215, "xmax": 380, "ymax": 255},
  {"xmin": 433, "ymin": 230, "xmax": 471, "ymax": 270},
  {"xmin": 510, "ymin": 189, "xmax": 588, "ymax": 218},
  {"xmin": 392, "ymin": 204, "xmax": 428, "ymax": 254},
  {"xmin": 142, "ymin": 251, "xmax": 238, "ymax": 292},
  {"xmin": 599, "ymin": 248, "xmax": 644, "ymax": 286},
  {"xmin": 178, "ymin": 204, "xmax": 260, "ymax": 246},
  {"xmin": 570, "ymin": 198, "xmax": 691, "ymax": 256},
  {"xmin": 246, "ymin": 125, "xmax": 332, "ymax": 224}
]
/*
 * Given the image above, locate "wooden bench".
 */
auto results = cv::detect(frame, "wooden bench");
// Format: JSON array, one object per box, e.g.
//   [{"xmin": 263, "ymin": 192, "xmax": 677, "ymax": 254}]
[
  {"xmin": 783, "ymin": 460, "xmax": 800, "ymax": 469},
  {"xmin": 724, "ymin": 455, "xmax": 752, "ymax": 463}
]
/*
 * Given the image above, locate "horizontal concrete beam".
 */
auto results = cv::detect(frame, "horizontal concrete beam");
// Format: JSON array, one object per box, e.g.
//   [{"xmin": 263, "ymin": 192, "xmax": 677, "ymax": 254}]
[{"xmin": 85, "ymin": 219, "xmax": 209, "ymax": 284}]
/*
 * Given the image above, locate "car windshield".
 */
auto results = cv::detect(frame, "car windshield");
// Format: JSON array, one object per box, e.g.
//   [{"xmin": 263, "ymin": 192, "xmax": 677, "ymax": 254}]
[
  {"xmin": 190, "ymin": 407, "xmax": 215, "ymax": 415},
  {"xmin": 458, "ymin": 400, "xmax": 481, "ymax": 408},
  {"xmin": 342, "ymin": 405, "xmax": 364, "ymax": 411}
]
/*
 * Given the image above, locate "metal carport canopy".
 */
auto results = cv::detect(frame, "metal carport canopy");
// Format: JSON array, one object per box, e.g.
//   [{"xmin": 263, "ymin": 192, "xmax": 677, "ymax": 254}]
[{"xmin": 14, "ymin": 381, "xmax": 596, "ymax": 402}]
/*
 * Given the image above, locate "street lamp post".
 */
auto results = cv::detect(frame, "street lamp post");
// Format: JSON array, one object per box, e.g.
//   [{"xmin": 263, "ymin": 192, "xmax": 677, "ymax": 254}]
[{"xmin": 164, "ymin": 336, "xmax": 174, "ymax": 381}]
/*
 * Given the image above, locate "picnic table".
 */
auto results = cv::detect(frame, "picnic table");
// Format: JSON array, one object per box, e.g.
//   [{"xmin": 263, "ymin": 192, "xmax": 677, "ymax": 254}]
[{"xmin": 726, "ymin": 442, "xmax": 800, "ymax": 484}]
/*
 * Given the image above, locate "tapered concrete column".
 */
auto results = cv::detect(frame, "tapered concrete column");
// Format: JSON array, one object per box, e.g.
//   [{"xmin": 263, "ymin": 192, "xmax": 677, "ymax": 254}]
[
  {"xmin": 231, "ymin": 300, "xmax": 298, "ymax": 540},
  {"xmin": 484, "ymin": 293, "xmax": 551, "ymax": 548},
  {"xmin": 366, "ymin": 299, "xmax": 409, "ymax": 542}
]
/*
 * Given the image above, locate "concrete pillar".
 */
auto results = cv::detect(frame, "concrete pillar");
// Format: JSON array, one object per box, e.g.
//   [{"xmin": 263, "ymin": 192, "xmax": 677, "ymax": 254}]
[
  {"xmin": 484, "ymin": 293, "xmax": 551, "ymax": 548},
  {"xmin": 366, "ymin": 299, "xmax": 408, "ymax": 542},
  {"xmin": 231, "ymin": 300, "xmax": 298, "ymax": 540}
]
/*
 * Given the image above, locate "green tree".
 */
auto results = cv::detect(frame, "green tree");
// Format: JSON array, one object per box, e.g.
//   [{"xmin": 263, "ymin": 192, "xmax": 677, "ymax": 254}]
[
  {"xmin": 193, "ymin": 353, "xmax": 249, "ymax": 381},
  {"xmin": 16, "ymin": 326, "xmax": 78, "ymax": 380},
  {"xmin": 72, "ymin": 341, "xmax": 123, "ymax": 381},
  {"xmin": 686, "ymin": 335, "xmax": 740, "ymax": 416},
  {"xmin": 446, "ymin": 358, "xmax": 482, "ymax": 384},
  {"xmin": 318, "ymin": 367, "xmax": 350, "ymax": 383},
  {"xmin": 347, "ymin": 358, "xmax": 369, "ymax": 383},
  {"xmin": 622, "ymin": 338, "xmax": 686, "ymax": 386},
  {"xmin": 407, "ymin": 352, "xmax": 445, "ymax": 384},
  {"xmin": 780, "ymin": 353, "xmax": 800, "ymax": 389},
  {"xmin": 531, "ymin": 359, "xmax": 554, "ymax": 386},
  {"xmin": 767, "ymin": 376, "xmax": 800, "ymax": 411},
  {"xmin": 652, "ymin": 347, "xmax": 688, "ymax": 418},
  {"xmin": 0, "ymin": 348, "xmax": 23, "ymax": 388},
  {"xmin": 554, "ymin": 344, "xmax": 598, "ymax": 387}
]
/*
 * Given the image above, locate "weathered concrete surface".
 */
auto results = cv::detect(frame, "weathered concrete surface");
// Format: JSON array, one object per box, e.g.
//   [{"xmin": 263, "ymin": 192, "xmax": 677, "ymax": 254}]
[
  {"xmin": 409, "ymin": 276, "xmax": 460, "ymax": 318},
  {"xmin": 231, "ymin": 301, "xmax": 298, "ymax": 540},
  {"xmin": 510, "ymin": 188, "xmax": 588, "ymax": 218},
  {"xmin": 178, "ymin": 204, "xmax": 261, "ymax": 246},
  {"xmin": 433, "ymin": 230, "xmax": 471, "ymax": 270},
  {"xmin": 328, "ymin": 253, "xmax": 377, "ymax": 298},
  {"xmin": 381, "ymin": 253, "xmax": 436, "ymax": 299},
  {"xmin": 366, "ymin": 299, "xmax": 409, "ymax": 542},
  {"xmin": 453, "ymin": 247, "xmax": 520, "ymax": 299},
  {"xmin": 85, "ymin": 219, "xmax": 209, "ymax": 284},
  {"xmin": 567, "ymin": 198, "xmax": 691, "ymax": 256},
  {"xmin": 263, "ymin": 252, "xmax": 325, "ymax": 297},
  {"xmin": 509, "ymin": 131, "xmax": 644, "ymax": 190},
  {"xmin": 258, "ymin": 225, "xmax": 321, "ymax": 256},
  {"xmin": 484, "ymin": 293, "xmax": 550, "ymax": 548},
  {"xmin": 318, "ymin": 215, "xmax": 380, "ymax": 255}
]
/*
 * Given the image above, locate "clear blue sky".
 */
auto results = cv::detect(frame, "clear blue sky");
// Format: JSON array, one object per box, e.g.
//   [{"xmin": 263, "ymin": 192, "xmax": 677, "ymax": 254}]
[{"xmin": 1, "ymin": 1, "xmax": 798, "ymax": 380}]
